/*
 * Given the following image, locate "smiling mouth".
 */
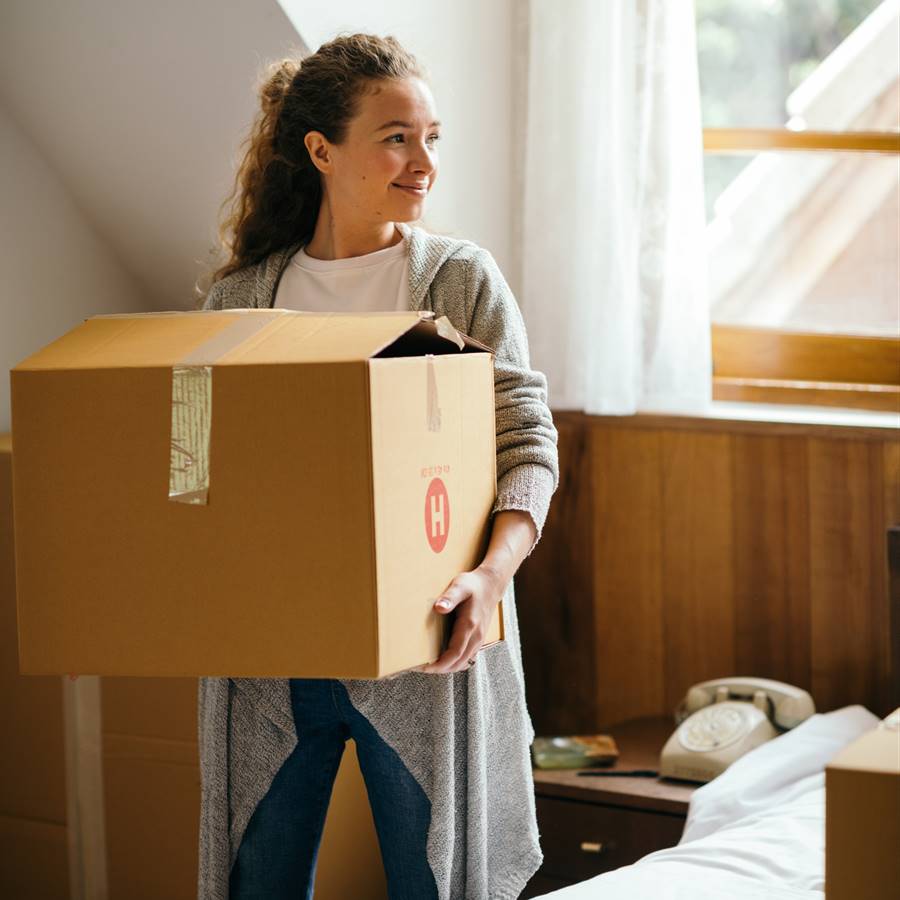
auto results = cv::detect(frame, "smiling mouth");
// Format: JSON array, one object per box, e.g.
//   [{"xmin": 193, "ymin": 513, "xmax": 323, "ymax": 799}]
[{"xmin": 392, "ymin": 184, "xmax": 428, "ymax": 196}]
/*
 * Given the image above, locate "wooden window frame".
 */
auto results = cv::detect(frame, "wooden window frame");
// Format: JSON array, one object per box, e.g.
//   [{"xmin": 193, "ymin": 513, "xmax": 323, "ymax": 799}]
[{"xmin": 703, "ymin": 129, "xmax": 900, "ymax": 413}]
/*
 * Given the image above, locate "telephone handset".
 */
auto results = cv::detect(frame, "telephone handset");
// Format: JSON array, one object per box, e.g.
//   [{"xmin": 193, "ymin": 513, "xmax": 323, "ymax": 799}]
[{"xmin": 659, "ymin": 676, "xmax": 816, "ymax": 783}]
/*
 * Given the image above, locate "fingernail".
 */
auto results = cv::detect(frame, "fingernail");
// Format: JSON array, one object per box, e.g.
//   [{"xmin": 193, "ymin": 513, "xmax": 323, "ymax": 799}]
[{"xmin": 437, "ymin": 599, "xmax": 450, "ymax": 608}]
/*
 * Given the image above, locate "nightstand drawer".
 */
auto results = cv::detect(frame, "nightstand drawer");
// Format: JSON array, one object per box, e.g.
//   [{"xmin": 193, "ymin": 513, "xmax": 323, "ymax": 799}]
[{"xmin": 536, "ymin": 795, "xmax": 685, "ymax": 881}]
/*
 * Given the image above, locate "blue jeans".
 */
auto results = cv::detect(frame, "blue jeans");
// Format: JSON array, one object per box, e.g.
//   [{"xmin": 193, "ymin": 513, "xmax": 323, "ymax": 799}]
[{"xmin": 229, "ymin": 678, "xmax": 438, "ymax": 900}]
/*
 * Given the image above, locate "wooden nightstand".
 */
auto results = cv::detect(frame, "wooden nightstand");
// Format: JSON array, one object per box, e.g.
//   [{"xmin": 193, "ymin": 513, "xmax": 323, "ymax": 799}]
[{"xmin": 521, "ymin": 717, "xmax": 698, "ymax": 898}]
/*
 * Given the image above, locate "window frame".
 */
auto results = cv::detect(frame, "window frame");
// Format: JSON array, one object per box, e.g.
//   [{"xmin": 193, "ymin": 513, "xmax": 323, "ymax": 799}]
[{"xmin": 703, "ymin": 128, "xmax": 900, "ymax": 413}]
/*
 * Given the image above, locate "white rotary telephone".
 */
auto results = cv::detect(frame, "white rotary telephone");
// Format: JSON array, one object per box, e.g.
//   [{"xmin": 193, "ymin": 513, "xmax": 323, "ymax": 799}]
[{"xmin": 659, "ymin": 676, "xmax": 816, "ymax": 783}]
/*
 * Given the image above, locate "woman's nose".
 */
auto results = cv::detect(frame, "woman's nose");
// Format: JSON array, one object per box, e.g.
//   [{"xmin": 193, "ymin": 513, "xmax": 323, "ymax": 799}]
[{"xmin": 410, "ymin": 142, "xmax": 436, "ymax": 172}]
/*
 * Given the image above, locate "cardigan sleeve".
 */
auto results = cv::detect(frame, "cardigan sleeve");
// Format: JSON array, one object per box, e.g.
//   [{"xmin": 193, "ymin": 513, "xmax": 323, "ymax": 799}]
[
  {"xmin": 199, "ymin": 263, "xmax": 261, "ymax": 311},
  {"xmin": 465, "ymin": 248, "xmax": 560, "ymax": 558},
  {"xmin": 200, "ymin": 283, "xmax": 223, "ymax": 311}
]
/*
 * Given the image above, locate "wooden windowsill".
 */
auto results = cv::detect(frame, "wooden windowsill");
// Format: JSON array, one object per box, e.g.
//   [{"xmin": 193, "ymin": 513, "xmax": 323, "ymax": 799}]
[
  {"xmin": 552, "ymin": 401, "xmax": 900, "ymax": 440},
  {"xmin": 712, "ymin": 377, "xmax": 900, "ymax": 414}
]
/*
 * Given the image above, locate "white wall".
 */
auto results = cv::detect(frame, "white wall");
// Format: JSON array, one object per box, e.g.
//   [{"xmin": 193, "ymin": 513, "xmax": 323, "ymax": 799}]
[
  {"xmin": 0, "ymin": 104, "xmax": 146, "ymax": 434},
  {"xmin": 281, "ymin": 0, "xmax": 517, "ymax": 278},
  {"xmin": 0, "ymin": 0, "xmax": 304, "ymax": 312}
]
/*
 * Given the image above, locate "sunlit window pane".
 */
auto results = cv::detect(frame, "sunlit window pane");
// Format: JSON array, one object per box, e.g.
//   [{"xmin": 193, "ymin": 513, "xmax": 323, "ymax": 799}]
[
  {"xmin": 696, "ymin": 0, "xmax": 889, "ymax": 129},
  {"xmin": 697, "ymin": 0, "xmax": 899, "ymax": 221},
  {"xmin": 705, "ymin": 150, "xmax": 899, "ymax": 337}
]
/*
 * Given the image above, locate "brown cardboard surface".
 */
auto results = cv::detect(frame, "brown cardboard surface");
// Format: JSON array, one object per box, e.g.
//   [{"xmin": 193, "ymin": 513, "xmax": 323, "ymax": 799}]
[
  {"xmin": 13, "ymin": 361, "xmax": 379, "ymax": 677},
  {"xmin": 100, "ymin": 677, "xmax": 199, "ymax": 897},
  {"xmin": 12, "ymin": 310, "xmax": 501, "ymax": 678},
  {"xmin": 0, "ymin": 812, "xmax": 69, "ymax": 900},
  {"xmin": 102, "ymin": 676, "xmax": 198, "ymax": 742},
  {"xmin": 101, "ymin": 677, "xmax": 201, "ymax": 898},
  {"xmin": 371, "ymin": 354, "xmax": 501, "ymax": 674},
  {"xmin": 14, "ymin": 310, "xmax": 491, "ymax": 369},
  {"xmin": 15, "ymin": 311, "xmax": 249, "ymax": 369},
  {"xmin": 825, "ymin": 712, "xmax": 900, "ymax": 900},
  {"xmin": 0, "ymin": 436, "xmax": 68, "ymax": 823},
  {"xmin": 102, "ymin": 733, "xmax": 200, "ymax": 900}
]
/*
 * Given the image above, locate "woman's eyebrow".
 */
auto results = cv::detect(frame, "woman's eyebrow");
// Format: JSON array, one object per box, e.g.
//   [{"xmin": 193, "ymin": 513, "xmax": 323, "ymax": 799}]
[{"xmin": 373, "ymin": 119, "xmax": 442, "ymax": 132}]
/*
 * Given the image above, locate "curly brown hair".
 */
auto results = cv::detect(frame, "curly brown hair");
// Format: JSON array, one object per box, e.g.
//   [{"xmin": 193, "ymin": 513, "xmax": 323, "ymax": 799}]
[{"xmin": 195, "ymin": 33, "xmax": 428, "ymax": 306}]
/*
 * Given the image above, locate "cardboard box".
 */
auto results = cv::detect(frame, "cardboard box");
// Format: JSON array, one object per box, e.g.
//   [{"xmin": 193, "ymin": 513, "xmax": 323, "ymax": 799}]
[
  {"xmin": 0, "ymin": 814, "xmax": 70, "ymax": 900},
  {"xmin": 11, "ymin": 309, "xmax": 503, "ymax": 678},
  {"xmin": 825, "ymin": 708, "xmax": 900, "ymax": 900},
  {"xmin": 1, "ymin": 434, "xmax": 71, "ymax": 899}
]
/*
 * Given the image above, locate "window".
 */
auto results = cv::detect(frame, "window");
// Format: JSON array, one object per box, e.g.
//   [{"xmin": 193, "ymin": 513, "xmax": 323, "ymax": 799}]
[{"xmin": 696, "ymin": 0, "xmax": 899, "ymax": 412}]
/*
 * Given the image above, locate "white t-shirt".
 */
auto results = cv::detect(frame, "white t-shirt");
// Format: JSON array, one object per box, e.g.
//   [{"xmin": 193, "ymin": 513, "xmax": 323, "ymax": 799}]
[{"xmin": 273, "ymin": 232, "xmax": 410, "ymax": 312}]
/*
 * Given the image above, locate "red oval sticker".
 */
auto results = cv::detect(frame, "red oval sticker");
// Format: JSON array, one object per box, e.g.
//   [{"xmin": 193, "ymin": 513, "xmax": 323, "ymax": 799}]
[{"xmin": 424, "ymin": 477, "xmax": 450, "ymax": 553}]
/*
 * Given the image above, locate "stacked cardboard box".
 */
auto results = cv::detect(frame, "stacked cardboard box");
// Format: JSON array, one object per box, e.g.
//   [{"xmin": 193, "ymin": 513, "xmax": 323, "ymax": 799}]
[
  {"xmin": 825, "ymin": 708, "xmax": 900, "ymax": 900},
  {"xmin": 0, "ymin": 434, "xmax": 70, "ymax": 899}
]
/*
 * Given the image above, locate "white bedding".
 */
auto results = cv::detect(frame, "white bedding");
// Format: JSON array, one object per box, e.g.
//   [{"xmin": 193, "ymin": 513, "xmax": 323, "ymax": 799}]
[{"xmin": 535, "ymin": 705, "xmax": 880, "ymax": 900}]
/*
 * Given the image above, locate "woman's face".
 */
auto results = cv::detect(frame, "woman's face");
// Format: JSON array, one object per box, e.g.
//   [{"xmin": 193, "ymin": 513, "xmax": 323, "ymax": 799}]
[{"xmin": 305, "ymin": 76, "xmax": 441, "ymax": 225}]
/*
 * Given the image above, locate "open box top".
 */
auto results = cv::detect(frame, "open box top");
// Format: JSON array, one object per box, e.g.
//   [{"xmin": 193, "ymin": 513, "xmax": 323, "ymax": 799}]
[{"xmin": 11, "ymin": 309, "xmax": 493, "ymax": 372}]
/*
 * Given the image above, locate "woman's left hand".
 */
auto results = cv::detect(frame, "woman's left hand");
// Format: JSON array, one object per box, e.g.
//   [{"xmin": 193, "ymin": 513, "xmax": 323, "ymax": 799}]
[{"xmin": 415, "ymin": 565, "xmax": 506, "ymax": 674}]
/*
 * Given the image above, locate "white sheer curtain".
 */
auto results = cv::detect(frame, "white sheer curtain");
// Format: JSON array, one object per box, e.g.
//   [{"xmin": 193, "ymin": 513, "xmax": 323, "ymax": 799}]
[{"xmin": 515, "ymin": 0, "xmax": 712, "ymax": 414}]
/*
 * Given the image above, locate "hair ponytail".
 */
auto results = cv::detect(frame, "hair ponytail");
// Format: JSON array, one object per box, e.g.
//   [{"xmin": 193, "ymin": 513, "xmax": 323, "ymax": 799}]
[{"xmin": 196, "ymin": 34, "xmax": 426, "ymax": 306}]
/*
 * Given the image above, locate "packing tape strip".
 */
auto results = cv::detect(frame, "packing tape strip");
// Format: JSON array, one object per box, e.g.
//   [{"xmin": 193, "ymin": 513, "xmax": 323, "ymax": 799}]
[
  {"xmin": 169, "ymin": 364, "xmax": 213, "ymax": 504},
  {"xmin": 424, "ymin": 317, "xmax": 466, "ymax": 433},
  {"xmin": 426, "ymin": 355, "xmax": 441, "ymax": 433},
  {"xmin": 168, "ymin": 314, "xmax": 277, "ymax": 505}
]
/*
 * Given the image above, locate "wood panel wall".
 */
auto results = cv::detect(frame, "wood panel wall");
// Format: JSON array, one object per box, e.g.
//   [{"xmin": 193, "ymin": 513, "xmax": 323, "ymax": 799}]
[{"xmin": 516, "ymin": 411, "xmax": 900, "ymax": 734}]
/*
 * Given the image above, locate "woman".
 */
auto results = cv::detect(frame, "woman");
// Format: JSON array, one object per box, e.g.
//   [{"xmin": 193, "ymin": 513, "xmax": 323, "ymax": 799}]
[{"xmin": 196, "ymin": 33, "xmax": 559, "ymax": 900}]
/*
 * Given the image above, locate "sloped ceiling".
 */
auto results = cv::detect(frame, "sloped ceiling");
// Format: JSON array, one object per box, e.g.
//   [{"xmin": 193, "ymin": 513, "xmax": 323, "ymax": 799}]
[{"xmin": 0, "ymin": 0, "xmax": 307, "ymax": 310}]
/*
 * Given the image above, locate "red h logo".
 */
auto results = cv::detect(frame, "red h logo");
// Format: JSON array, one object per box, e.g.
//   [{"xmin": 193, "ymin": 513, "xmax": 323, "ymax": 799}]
[{"xmin": 424, "ymin": 477, "xmax": 450, "ymax": 553}]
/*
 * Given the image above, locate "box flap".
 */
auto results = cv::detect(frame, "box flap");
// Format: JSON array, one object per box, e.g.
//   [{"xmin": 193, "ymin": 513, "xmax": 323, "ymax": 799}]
[
  {"xmin": 828, "ymin": 710, "xmax": 900, "ymax": 776},
  {"xmin": 373, "ymin": 316, "xmax": 493, "ymax": 358},
  {"xmin": 11, "ymin": 309, "xmax": 489, "ymax": 371}
]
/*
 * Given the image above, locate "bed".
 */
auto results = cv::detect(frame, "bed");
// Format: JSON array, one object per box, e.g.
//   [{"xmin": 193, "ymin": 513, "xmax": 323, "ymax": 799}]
[{"xmin": 533, "ymin": 704, "xmax": 881, "ymax": 899}]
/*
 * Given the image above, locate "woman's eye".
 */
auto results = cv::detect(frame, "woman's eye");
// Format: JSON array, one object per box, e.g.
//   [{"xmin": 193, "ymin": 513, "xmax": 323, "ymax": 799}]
[{"xmin": 386, "ymin": 134, "xmax": 442, "ymax": 145}]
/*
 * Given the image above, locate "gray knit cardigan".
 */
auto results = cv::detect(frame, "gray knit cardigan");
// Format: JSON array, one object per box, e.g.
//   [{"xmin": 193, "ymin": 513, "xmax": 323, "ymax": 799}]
[{"xmin": 196, "ymin": 220, "xmax": 560, "ymax": 899}]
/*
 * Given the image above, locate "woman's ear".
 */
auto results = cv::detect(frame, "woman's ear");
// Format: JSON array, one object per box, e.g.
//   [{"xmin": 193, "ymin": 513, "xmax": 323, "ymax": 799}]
[{"xmin": 304, "ymin": 130, "xmax": 332, "ymax": 175}]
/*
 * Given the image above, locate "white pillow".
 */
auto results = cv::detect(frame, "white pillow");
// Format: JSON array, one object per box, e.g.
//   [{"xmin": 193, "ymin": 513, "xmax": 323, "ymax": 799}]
[{"xmin": 682, "ymin": 704, "xmax": 879, "ymax": 843}]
